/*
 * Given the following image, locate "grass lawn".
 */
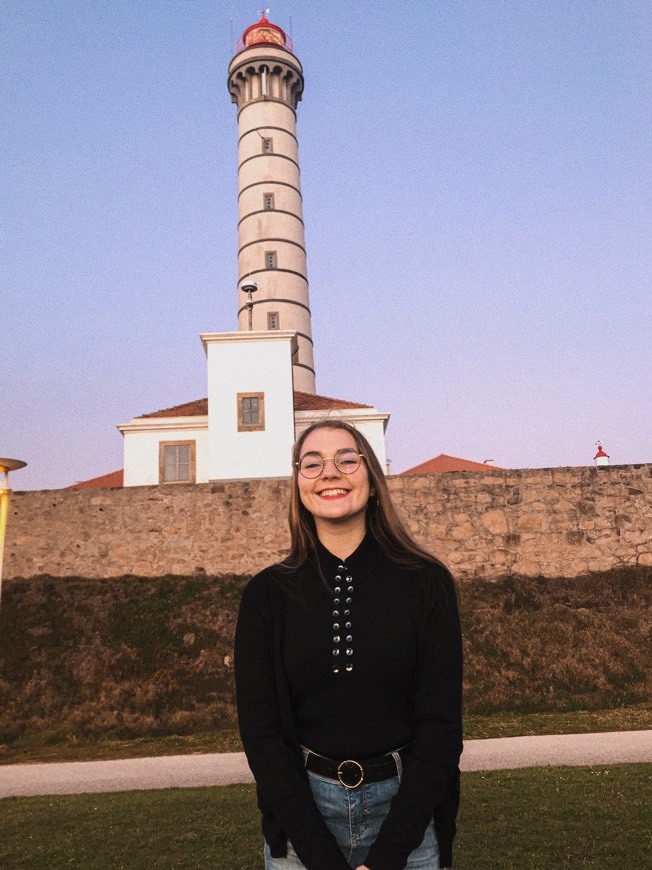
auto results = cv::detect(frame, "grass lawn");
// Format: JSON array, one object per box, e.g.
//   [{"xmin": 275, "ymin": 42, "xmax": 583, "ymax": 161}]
[{"xmin": 1, "ymin": 765, "xmax": 649, "ymax": 869}]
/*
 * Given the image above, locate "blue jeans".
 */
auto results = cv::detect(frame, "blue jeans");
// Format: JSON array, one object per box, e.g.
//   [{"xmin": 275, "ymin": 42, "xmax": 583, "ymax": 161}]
[{"xmin": 264, "ymin": 767, "xmax": 439, "ymax": 869}]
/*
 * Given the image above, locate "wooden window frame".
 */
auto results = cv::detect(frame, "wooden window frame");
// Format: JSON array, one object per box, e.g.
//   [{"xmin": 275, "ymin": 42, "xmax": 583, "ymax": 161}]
[
  {"xmin": 159, "ymin": 440, "xmax": 196, "ymax": 484},
  {"xmin": 263, "ymin": 192, "xmax": 275, "ymax": 210},
  {"xmin": 237, "ymin": 392, "xmax": 265, "ymax": 432},
  {"xmin": 267, "ymin": 311, "xmax": 280, "ymax": 330},
  {"xmin": 265, "ymin": 250, "xmax": 277, "ymax": 269}
]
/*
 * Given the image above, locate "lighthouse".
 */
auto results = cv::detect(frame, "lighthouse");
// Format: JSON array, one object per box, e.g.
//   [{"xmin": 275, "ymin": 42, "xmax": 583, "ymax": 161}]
[
  {"xmin": 115, "ymin": 14, "xmax": 390, "ymax": 486},
  {"xmin": 228, "ymin": 14, "xmax": 316, "ymax": 394},
  {"xmin": 594, "ymin": 444, "xmax": 610, "ymax": 467}
]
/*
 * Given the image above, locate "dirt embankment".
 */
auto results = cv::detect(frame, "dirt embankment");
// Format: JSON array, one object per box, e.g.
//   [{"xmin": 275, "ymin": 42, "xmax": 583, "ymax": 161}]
[{"xmin": 1, "ymin": 568, "xmax": 650, "ymax": 748}]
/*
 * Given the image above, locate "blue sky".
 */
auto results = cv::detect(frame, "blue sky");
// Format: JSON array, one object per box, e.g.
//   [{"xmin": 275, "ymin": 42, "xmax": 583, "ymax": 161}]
[{"xmin": 2, "ymin": 0, "xmax": 650, "ymax": 490}]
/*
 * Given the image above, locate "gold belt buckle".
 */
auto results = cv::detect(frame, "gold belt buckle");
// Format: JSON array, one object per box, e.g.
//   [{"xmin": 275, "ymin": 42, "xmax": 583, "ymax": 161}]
[{"xmin": 337, "ymin": 759, "xmax": 364, "ymax": 789}]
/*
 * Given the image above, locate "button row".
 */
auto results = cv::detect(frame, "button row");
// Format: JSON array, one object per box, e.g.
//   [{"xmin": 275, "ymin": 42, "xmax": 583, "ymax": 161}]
[{"xmin": 332, "ymin": 564, "xmax": 354, "ymax": 674}]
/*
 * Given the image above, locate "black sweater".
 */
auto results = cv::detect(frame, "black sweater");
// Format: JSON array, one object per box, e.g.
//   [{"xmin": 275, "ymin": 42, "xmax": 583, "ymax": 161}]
[{"xmin": 234, "ymin": 535, "xmax": 463, "ymax": 870}]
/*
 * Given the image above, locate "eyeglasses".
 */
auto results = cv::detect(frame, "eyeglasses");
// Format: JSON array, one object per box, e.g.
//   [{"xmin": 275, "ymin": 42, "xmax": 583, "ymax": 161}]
[{"xmin": 297, "ymin": 449, "xmax": 365, "ymax": 479}]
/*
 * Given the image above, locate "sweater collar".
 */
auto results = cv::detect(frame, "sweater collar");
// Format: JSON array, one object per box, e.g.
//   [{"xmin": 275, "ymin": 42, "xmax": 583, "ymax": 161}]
[{"xmin": 315, "ymin": 533, "xmax": 383, "ymax": 584}]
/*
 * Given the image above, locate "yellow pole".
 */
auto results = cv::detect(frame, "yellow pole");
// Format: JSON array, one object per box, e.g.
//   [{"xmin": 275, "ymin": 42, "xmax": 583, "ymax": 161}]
[
  {"xmin": 0, "ymin": 459, "xmax": 27, "ymax": 615},
  {"xmin": 0, "ymin": 476, "xmax": 8, "ymax": 615}
]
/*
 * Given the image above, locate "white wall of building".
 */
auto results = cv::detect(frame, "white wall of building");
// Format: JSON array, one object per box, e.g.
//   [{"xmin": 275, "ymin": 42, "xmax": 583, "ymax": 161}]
[
  {"xmin": 119, "ymin": 419, "xmax": 209, "ymax": 487},
  {"xmin": 201, "ymin": 330, "xmax": 297, "ymax": 480}
]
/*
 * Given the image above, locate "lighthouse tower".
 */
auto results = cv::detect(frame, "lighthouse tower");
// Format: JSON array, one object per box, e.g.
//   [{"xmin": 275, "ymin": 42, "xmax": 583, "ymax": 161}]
[
  {"xmin": 228, "ymin": 14, "xmax": 316, "ymax": 394},
  {"xmin": 116, "ymin": 15, "xmax": 390, "ymax": 487}
]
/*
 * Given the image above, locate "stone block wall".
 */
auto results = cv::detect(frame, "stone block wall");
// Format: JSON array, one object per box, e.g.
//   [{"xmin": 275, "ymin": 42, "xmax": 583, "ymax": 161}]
[{"xmin": 4, "ymin": 464, "xmax": 652, "ymax": 581}]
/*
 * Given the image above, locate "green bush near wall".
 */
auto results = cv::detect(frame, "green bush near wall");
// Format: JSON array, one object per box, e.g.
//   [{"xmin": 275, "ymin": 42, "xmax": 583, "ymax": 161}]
[{"xmin": 0, "ymin": 568, "xmax": 650, "ymax": 749}]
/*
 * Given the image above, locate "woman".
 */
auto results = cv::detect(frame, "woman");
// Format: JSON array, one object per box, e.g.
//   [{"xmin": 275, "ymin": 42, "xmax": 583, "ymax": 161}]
[{"xmin": 234, "ymin": 420, "xmax": 462, "ymax": 870}]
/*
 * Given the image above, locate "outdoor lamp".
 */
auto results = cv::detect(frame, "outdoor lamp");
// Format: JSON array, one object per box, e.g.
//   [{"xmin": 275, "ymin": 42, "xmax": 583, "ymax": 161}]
[{"xmin": 241, "ymin": 281, "xmax": 258, "ymax": 331}]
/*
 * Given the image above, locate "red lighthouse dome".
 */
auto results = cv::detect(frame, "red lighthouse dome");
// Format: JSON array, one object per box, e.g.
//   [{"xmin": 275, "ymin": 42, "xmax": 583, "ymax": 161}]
[{"xmin": 242, "ymin": 13, "xmax": 288, "ymax": 49}]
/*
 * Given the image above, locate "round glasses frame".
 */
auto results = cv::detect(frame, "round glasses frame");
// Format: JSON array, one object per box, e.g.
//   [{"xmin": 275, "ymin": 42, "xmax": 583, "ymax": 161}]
[{"xmin": 296, "ymin": 450, "xmax": 366, "ymax": 479}]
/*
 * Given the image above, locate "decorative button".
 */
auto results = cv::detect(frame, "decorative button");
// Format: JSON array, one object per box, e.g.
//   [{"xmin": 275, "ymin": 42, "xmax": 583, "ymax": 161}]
[
  {"xmin": 333, "ymin": 598, "xmax": 340, "ymax": 605},
  {"xmin": 344, "ymin": 609, "xmax": 350, "ymax": 617},
  {"xmin": 346, "ymin": 664, "xmax": 353, "ymax": 672},
  {"xmin": 345, "ymin": 597, "xmax": 352, "ymax": 604},
  {"xmin": 345, "ymin": 621, "xmax": 351, "ymax": 629},
  {"xmin": 333, "ymin": 610, "xmax": 339, "ymax": 617},
  {"xmin": 338, "ymin": 565, "xmax": 346, "ymax": 572},
  {"xmin": 346, "ymin": 648, "xmax": 353, "ymax": 656},
  {"xmin": 333, "ymin": 648, "xmax": 340, "ymax": 656},
  {"xmin": 333, "ymin": 635, "xmax": 340, "ymax": 643},
  {"xmin": 335, "ymin": 575, "xmax": 342, "ymax": 583},
  {"xmin": 333, "ymin": 665, "xmax": 340, "ymax": 673},
  {"xmin": 333, "ymin": 623, "xmax": 340, "ymax": 630},
  {"xmin": 345, "ymin": 575, "xmax": 352, "ymax": 582},
  {"xmin": 346, "ymin": 635, "xmax": 352, "ymax": 642},
  {"xmin": 347, "ymin": 585, "xmax": 354, "ymax": 592},
  {"xmin": 334, "ymin": 586, "xmax": 341, "ymax": 594}
]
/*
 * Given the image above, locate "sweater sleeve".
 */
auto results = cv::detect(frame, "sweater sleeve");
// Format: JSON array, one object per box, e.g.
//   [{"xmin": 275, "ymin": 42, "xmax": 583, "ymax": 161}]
[
  {"xmin": 364, "ymin": 567, "xmax": 463, "ymax": 870},
  {"xmin": 234, "ymin": 572, "xmax": 352, "ymax": 870}
]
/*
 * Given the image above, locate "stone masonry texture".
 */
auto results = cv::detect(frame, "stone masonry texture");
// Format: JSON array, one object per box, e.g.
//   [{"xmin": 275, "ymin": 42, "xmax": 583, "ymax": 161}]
[{"xmin": 4, "ymin": 465, "xmax": 652, "ymax": 581}]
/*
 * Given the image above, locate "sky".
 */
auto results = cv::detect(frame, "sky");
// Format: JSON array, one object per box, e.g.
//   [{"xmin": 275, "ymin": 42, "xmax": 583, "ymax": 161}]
[{"xmin": 2, "ymin": 0, "xmax": 650, "ymax": 491}]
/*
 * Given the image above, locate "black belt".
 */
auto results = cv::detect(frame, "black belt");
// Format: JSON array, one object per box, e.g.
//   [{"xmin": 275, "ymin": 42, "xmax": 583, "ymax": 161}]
[{"xmin": 303, "ymin": 746, "xmax": 408, "ymax": 789}]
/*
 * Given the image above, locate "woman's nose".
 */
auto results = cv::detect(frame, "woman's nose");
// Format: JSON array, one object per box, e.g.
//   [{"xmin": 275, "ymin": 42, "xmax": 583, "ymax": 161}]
[{"xmin": 320, "ymin": 457, "xmax": 340, "ymax": 476}]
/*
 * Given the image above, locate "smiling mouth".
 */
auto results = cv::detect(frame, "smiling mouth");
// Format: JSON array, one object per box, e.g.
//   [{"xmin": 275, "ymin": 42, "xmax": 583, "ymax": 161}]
[{"xmin": 318, "ymin": 488, "xmax": 349, "ymax": 498}]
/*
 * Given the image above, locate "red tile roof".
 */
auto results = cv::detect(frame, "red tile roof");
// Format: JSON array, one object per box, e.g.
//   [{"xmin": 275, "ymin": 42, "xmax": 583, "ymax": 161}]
[
  {"xmin": 139, "ymin": 398, "xmax": 208, "ymax": 418},
  {"xmin": 293, "ymin": 391, "xmax": 372, "ymax": 411},
  {"xmin": 137, "ymin": 392, "xmax": 373, "ymax": 418},
  {"xmin": 68, "ymin": 469, "xmax": 124, "ymax": 489},
  {"xmin": 401, "ymin": 454, "xmax": 501, "ymax": 475}
]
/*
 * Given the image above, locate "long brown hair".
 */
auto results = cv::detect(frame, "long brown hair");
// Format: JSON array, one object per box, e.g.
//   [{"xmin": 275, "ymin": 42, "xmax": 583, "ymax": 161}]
[{"xmin": 282, "ymin": 419, "xmax": 449, "ymax": 572}]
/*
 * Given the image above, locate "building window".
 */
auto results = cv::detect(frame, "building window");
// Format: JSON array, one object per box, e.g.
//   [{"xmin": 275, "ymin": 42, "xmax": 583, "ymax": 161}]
[
  {"xmin": 267, "ymin": 311, "xmax": 280, "ymax": 330},
  {"xmin": 265, "ymin": 250, "xmax": 277, "ymax": 269},
  {"xmin": 238, "ymin": 392, "xmax": 265, "ymax": 431},
  {"xmin": 159, "ymin": 441, "xmax": 196, "ymax": 484},
  {"xmin": 262, "ymin": 137, "xmax": 273, "ymax": 154},
  {"xmin": 263, "ymin": 193, "xmax": 274, "ymax": 210}
]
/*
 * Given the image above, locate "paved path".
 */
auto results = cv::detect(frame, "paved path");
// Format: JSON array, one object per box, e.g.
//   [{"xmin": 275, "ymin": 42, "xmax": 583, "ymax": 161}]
[{"xmin": 1, "ymin": 731, "xmax": 650, "ymax": 799}]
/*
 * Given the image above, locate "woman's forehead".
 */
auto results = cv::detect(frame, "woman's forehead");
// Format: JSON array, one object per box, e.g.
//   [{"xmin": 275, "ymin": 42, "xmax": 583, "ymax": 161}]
[{"xmin": 300, "ymin": 427, "xmax": 357, "ymax": 455}]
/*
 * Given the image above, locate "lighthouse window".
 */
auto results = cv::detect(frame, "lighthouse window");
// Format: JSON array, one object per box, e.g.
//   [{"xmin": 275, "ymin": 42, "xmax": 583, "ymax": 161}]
[
  {"xmin": 265, "ymin": 250, "xmax": 277, "ymax": 269},
  {"xmin": 263, "ymin": 193, "xmax": 275, "ymax": 210},
  {"xmin": 159, "ymin": 441, "xmax": 196, "ymax": 484},
  {"xmin": 262, "ymin": 137, "xmax": 273, "ymax": 154},
  {"xmin": 267, "ymin": 311, "xmax": 280, "ymax": 330},
  {"xmin": 238, "ymin": 393, "xmax": 265, "ymax": 431}
]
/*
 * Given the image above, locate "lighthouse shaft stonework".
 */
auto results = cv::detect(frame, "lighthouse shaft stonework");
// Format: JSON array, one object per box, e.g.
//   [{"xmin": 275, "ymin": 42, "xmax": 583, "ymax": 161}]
[{"xmin": 228, "ymin": 17, "xmax": 316, "ymax": 394}]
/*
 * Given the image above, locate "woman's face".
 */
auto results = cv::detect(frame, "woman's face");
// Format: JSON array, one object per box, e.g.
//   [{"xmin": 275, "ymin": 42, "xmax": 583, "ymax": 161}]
[{"xmin": 297, "ymin": 427, "xmax": 372, "ymax": 531}]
